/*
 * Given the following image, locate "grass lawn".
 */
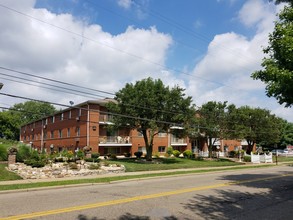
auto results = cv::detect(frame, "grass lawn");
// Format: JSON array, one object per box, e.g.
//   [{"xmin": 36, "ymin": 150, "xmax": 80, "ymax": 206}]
[
  {"xmin": 109, "ymin": 157, "xmax": 240, "ymax": 172},
  {"xmin": 273, "ymin": 155, "xmax": 293, "ymax": 163},
  {"xmin": 0, "ymin": 164, "xmax": 23, "ymax": 181}
]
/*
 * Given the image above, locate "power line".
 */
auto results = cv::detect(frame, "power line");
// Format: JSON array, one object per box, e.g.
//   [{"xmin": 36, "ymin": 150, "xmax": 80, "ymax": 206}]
[{"xmin": 0, "ymin": 3, "xmax": 240, "ymax": 89}]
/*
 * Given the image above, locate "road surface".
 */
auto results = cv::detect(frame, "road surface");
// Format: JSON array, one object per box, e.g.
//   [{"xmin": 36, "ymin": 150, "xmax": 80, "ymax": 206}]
[{"xmin": 0, "ymin": 165, "xmax": 293, "ymax": 220}]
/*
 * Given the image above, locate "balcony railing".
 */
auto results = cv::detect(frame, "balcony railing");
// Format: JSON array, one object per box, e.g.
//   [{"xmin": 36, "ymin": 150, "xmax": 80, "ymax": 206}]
[
  {"xmin": 99, "ymin": 114, "xmax": 114, "ymax": 123},
  {"xmin": 171, "ymin": 136, "xmax": 187, "ymax": 144},
  {"xmin": 99, "ymin": 136, "xmax": 131, "ymax": 144}
]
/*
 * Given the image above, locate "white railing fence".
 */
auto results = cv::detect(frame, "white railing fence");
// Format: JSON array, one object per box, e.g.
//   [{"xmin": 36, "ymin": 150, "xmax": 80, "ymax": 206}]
[{"xmin": 250, "ymin": 152, "xmax": 272, "ymax": 163}]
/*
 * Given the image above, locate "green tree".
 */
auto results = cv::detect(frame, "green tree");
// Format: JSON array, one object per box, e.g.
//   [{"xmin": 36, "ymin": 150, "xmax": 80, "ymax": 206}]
[
  {"xmin": 0, "ymin": 101, "xmax": 56, "ymax": 140},
  {"xmin": 231, "ymin": 106, "xmax": 283, "ymax": 154},
  {"xmin": 196, "ymin": 101, "xmax": 231, "ymax": 157},
  {"xmin": 279, "ymin": 121, "xmax": 293, "ymax": 147},
  {"xmin": 106, "ymin": 78, "xmax": 196, "ymax": 161},
  {"xmin": 252, "ymin": 1, "xmax": 293, "ymax": 107},
  {"xmin": 11, "ymin": 101, "xmax": 56, "ymax": 124}
]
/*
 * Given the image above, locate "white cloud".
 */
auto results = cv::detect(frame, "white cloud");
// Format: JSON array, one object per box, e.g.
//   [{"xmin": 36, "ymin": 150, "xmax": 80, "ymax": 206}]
[
  {"xmin": 117, "ymin": 0, "xmax": 132, "ymax": 10},
  {"xmin": 0, "ymin": 0, "xmax": 172, "ymax": 107},
  {"xmin": 186, "ymin": 0, "xmax": 293, "ymax": 122}
]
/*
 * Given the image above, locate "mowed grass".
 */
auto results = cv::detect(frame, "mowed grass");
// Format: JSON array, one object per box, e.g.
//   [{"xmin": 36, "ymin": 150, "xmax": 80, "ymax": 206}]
[
  {"xmin": 0, "ymin": 164, "xmax": 23, "ymax": 181},
  {"xmin": 109, "ymin": 157, "xmax": 239, "ymax": 172}
]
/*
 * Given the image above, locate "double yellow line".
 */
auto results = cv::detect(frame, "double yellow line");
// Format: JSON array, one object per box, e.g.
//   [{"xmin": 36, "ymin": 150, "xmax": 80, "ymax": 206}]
[{"xmin": 1, "ymin": 174, "xmax": 291, "ymax": 220}]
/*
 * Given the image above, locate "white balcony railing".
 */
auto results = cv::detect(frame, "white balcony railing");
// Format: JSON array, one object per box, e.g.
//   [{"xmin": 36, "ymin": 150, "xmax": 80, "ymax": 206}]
[{"xmin": 99, "ymin": 136, "xmax": 131, "ymax": 144}]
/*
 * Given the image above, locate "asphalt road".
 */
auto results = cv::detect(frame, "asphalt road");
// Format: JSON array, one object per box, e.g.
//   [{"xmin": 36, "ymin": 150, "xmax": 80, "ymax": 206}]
[{"xmin": 0, "ymin": 165, "xmax": 293, "ymax": 220}]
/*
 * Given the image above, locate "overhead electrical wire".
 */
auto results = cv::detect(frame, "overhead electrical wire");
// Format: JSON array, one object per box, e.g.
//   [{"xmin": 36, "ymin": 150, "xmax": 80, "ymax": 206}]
[{"xmin": 0, "ymin": 2, "xmax": 238, "ymax": 88}]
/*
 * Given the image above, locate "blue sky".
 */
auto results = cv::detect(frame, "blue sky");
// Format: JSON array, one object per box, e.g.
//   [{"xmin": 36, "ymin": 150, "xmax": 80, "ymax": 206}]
[{"xmin": 0, "ymin": 0, "xmax": 292, "ymax": 122}]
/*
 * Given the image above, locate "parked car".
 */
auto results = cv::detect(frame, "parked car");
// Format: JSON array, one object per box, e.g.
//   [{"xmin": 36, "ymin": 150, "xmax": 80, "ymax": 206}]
[{"xmin": 271, "ymin": 149, "xmax": 285, "ymax": 155}]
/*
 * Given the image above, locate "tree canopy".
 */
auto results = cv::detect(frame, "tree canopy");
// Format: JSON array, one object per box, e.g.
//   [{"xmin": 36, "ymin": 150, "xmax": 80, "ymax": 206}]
[
  {"xmin": 106, "ymin": 77, "xmax": 196, "ymax": 160},
  {"xmin": 0, "ymin": 101, "xmax": 56, "ymax": 140},
  {"xmin": 195, "ymin": 101, "xmax": 233, "ymax": 156},
  {"xmin": 229, "ymin": 106, "xmax": 283, "ymax": 153},
  {"xmin": 252, "ymin": 1, "xmax": 293, "ymax": 107}
]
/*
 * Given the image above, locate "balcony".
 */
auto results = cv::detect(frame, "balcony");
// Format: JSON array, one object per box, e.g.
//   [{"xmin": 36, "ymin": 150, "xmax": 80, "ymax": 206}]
[
  {"xmin": 99, "ymin": 136, "xmax": 132, "ymax": 146},
  {"xmin": 99, "ymin": 114, "xmax": 114, "ymax": 125},
  {"xmin": 171, "ymin": 136, "xmax": 187, "ymax": 146}
]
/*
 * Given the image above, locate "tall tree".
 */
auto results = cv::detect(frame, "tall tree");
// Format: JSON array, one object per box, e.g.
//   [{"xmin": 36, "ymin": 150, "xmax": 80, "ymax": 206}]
[
  {"xmin": 231, "ymin": 106, "xmax": 283, "ymax": 154},
  {"xmin": 252, "ymin": 1, "xmax": 293, "ymax": 107},
  {"xmin": 106, "ymin": 78, "xmax": 196, "ymax": 161},
  {"xmin": 196, "ymin": 101, "xmax": 231, "ymax": 157},
  {"xmin": 279, "ymin": 120, "xmax": 293, "ymax": 147},
  {"xmin": 11, "ymin": 101, "xmax": 56, "ymax": 125},
  {"xmin": 0, "ymin": 101, "xmax": 56, "ymax": 140}
]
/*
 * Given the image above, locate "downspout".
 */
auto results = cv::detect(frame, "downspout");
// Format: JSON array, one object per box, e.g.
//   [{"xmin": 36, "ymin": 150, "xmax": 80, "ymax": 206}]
[{"xmin": 87, "ymin": 104, "xmax": 90, "ymax": 147}]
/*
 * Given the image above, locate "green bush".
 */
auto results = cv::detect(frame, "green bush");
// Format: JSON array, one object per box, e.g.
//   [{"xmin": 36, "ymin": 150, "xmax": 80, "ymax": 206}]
[
  {"xmin": 229, "ymin": 150, "xmax": 236, "ymax": 158},
  {"xmin": 173, "ymin": 150, "xmax": 180, "ymax": 157},
  {"xmin": 134, "ymin": 151, "xmax": 143, "ymax": 158},
  {"xmin": 16, "ymin": 145, "xmax": 31, "ymax": 162},
  {"xmin": 24, "ymin": 159, "xmax": 46, "ymax": 168},
  {"xmin": 0, "ymin": 145, "xmax": 7, "ymax": 161},
  {"xmin": 243, "ymin": 156, "xmax": 251, "ymax": 162},
  {"xmin": 183, "ymin": 150, "xmax": 193, "ymax": 158},
  {"xmin": 166, "ymin": 146, "xmax": 174, "ymax": 156},
  {"xmin": 76, "ymin": 150, "xmax": 85, "ymax": 159},
  {"xmin": 110, "ymin": 154, "xmax": 117, "ymax": 159},
  {"xmin": 84, "ymin": 158, "xmax": 99, "ymax": 163},
  {"xmin": 91, "ymin": 153, "xmax": 100, "ymax": 159}
]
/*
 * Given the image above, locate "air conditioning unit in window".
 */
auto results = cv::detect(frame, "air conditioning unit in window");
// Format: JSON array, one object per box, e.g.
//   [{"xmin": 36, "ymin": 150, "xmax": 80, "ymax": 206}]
[
  {"xmin": 43, "ymin": 125, "xmax": 47, "ymax": 129},
  {"xmin": 31, "ymin": 128, "xmax": 34, "ymax": 131},
  {"xmin": 76, "ymin": 116, "xmax": 80, "ymax": 121}
]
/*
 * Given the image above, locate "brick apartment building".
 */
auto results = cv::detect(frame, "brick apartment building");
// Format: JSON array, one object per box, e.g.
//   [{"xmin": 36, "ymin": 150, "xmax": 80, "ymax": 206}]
[{"xmin": 19, "ymin": 99, "xmax": 246, "ymax": 156}]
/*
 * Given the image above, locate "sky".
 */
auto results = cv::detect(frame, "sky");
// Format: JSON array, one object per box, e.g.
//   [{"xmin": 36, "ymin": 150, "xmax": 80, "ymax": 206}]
[{"xmin": 0, "ymin": 0, "xmax": 292, "ymax": 122}]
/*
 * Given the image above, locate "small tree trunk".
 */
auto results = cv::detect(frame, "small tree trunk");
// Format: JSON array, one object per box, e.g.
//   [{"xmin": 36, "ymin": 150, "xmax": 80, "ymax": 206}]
[{"xmin": 146, "ymin": 144, "xmax": 153, "ymax": 161}]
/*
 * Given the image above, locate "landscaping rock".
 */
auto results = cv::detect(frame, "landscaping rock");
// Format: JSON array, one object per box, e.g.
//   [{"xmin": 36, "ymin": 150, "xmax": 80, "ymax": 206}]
[{"xmin": 7, "ymin": 162, "xmax": 125, "ymax": 179}]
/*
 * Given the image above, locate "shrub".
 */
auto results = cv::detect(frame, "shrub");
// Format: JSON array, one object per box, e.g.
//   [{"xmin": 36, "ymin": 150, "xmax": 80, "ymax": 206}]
[
  {"xmin": 243, "ymin": 156, "xmax": 251, "ymax": 162},
  {"xmin": 16, "ymin": 145, "xmax": 31, "ymax": 162},
  {"xmin": 183, "ymin": 150, "xmax": 193, "ymax": 158},
  {"xmin": 166, "ymin": 146, "xmax": 174, "ymax": 156},
  {"xmin": 134, "ymin": 151, "xmax": 143, "ymax": 158},
  {"xmin": 229, "ymin": 150, "xmax": 236, "ymax": 158},
  {"xmin": 85, "ymin": 158, "xmax": 99, "ymax": 163},
  {"xmin": 76, "ymin": 150, "xmax": 85, "ymax": 159},
  {"xmin": 173, "ymin": 150, "xmax": 180, "ymax": 157},
  {"xmin": 0, "ymin": 145, "xmax": 7, "ymax": 161},
  {"xmin": 153, "ymin": 152, "xmax": 160, "ymax": 158},
  {"xmin": 110, "ymin": 154, "xmax": 117, "ymax": 160},
  {"xmin": 91, "ymin": 153, "xmax": 100, "ymax": 159},
  {"xmin": 24, "ymin": 159, "xmax": 46, "ymax": 168}
]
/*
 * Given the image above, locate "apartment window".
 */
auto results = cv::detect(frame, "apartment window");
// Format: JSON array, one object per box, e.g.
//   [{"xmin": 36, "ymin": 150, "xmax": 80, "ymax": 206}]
[
  {"xmin": 68, "ymin": 110, "xmax": 71, "ymax": 119},
  {"xmin": 52, "ymin": 116, "xmax": 55, "ymax": 123},
  {"xmin": 32, "ymin": 134, "xmax": 34, "ymax": 140},
  {"xmin": 51, "ymin": 131, "xmax": 54, "ymax": 139},
  {"xmin": 158, "ymin": 146, "xmax": 166, "ymax": 153},
  {"xmin": 78, "ymin": 108, "xmax": 82, "ymax": 116},
  {"xmin": 76, "ymin": 127, "xmax": 80, "ymax": 137},
  {"xmin": 67, "ymin": 128, "xmax": 70, "ymax": 137},
  {"xmin": 44, "ymin": 132, "xmax": 47, "ymax": 140},
  {"xmin": 59, "ymin": 129, "xmax": 62, "ymax": 138},
  {"xmin": 45, "ymin": 118, "xmax": 48, "ymax": 125},
  {"xmin": 61, "ymin": 113, "xmax": 64, "ymax": 121}
]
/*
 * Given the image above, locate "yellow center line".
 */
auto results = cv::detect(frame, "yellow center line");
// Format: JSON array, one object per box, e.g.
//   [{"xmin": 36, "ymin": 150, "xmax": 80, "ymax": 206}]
[{"xmin": 1, "ymin": 173, "xmax": 292, "ymax": 220}]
